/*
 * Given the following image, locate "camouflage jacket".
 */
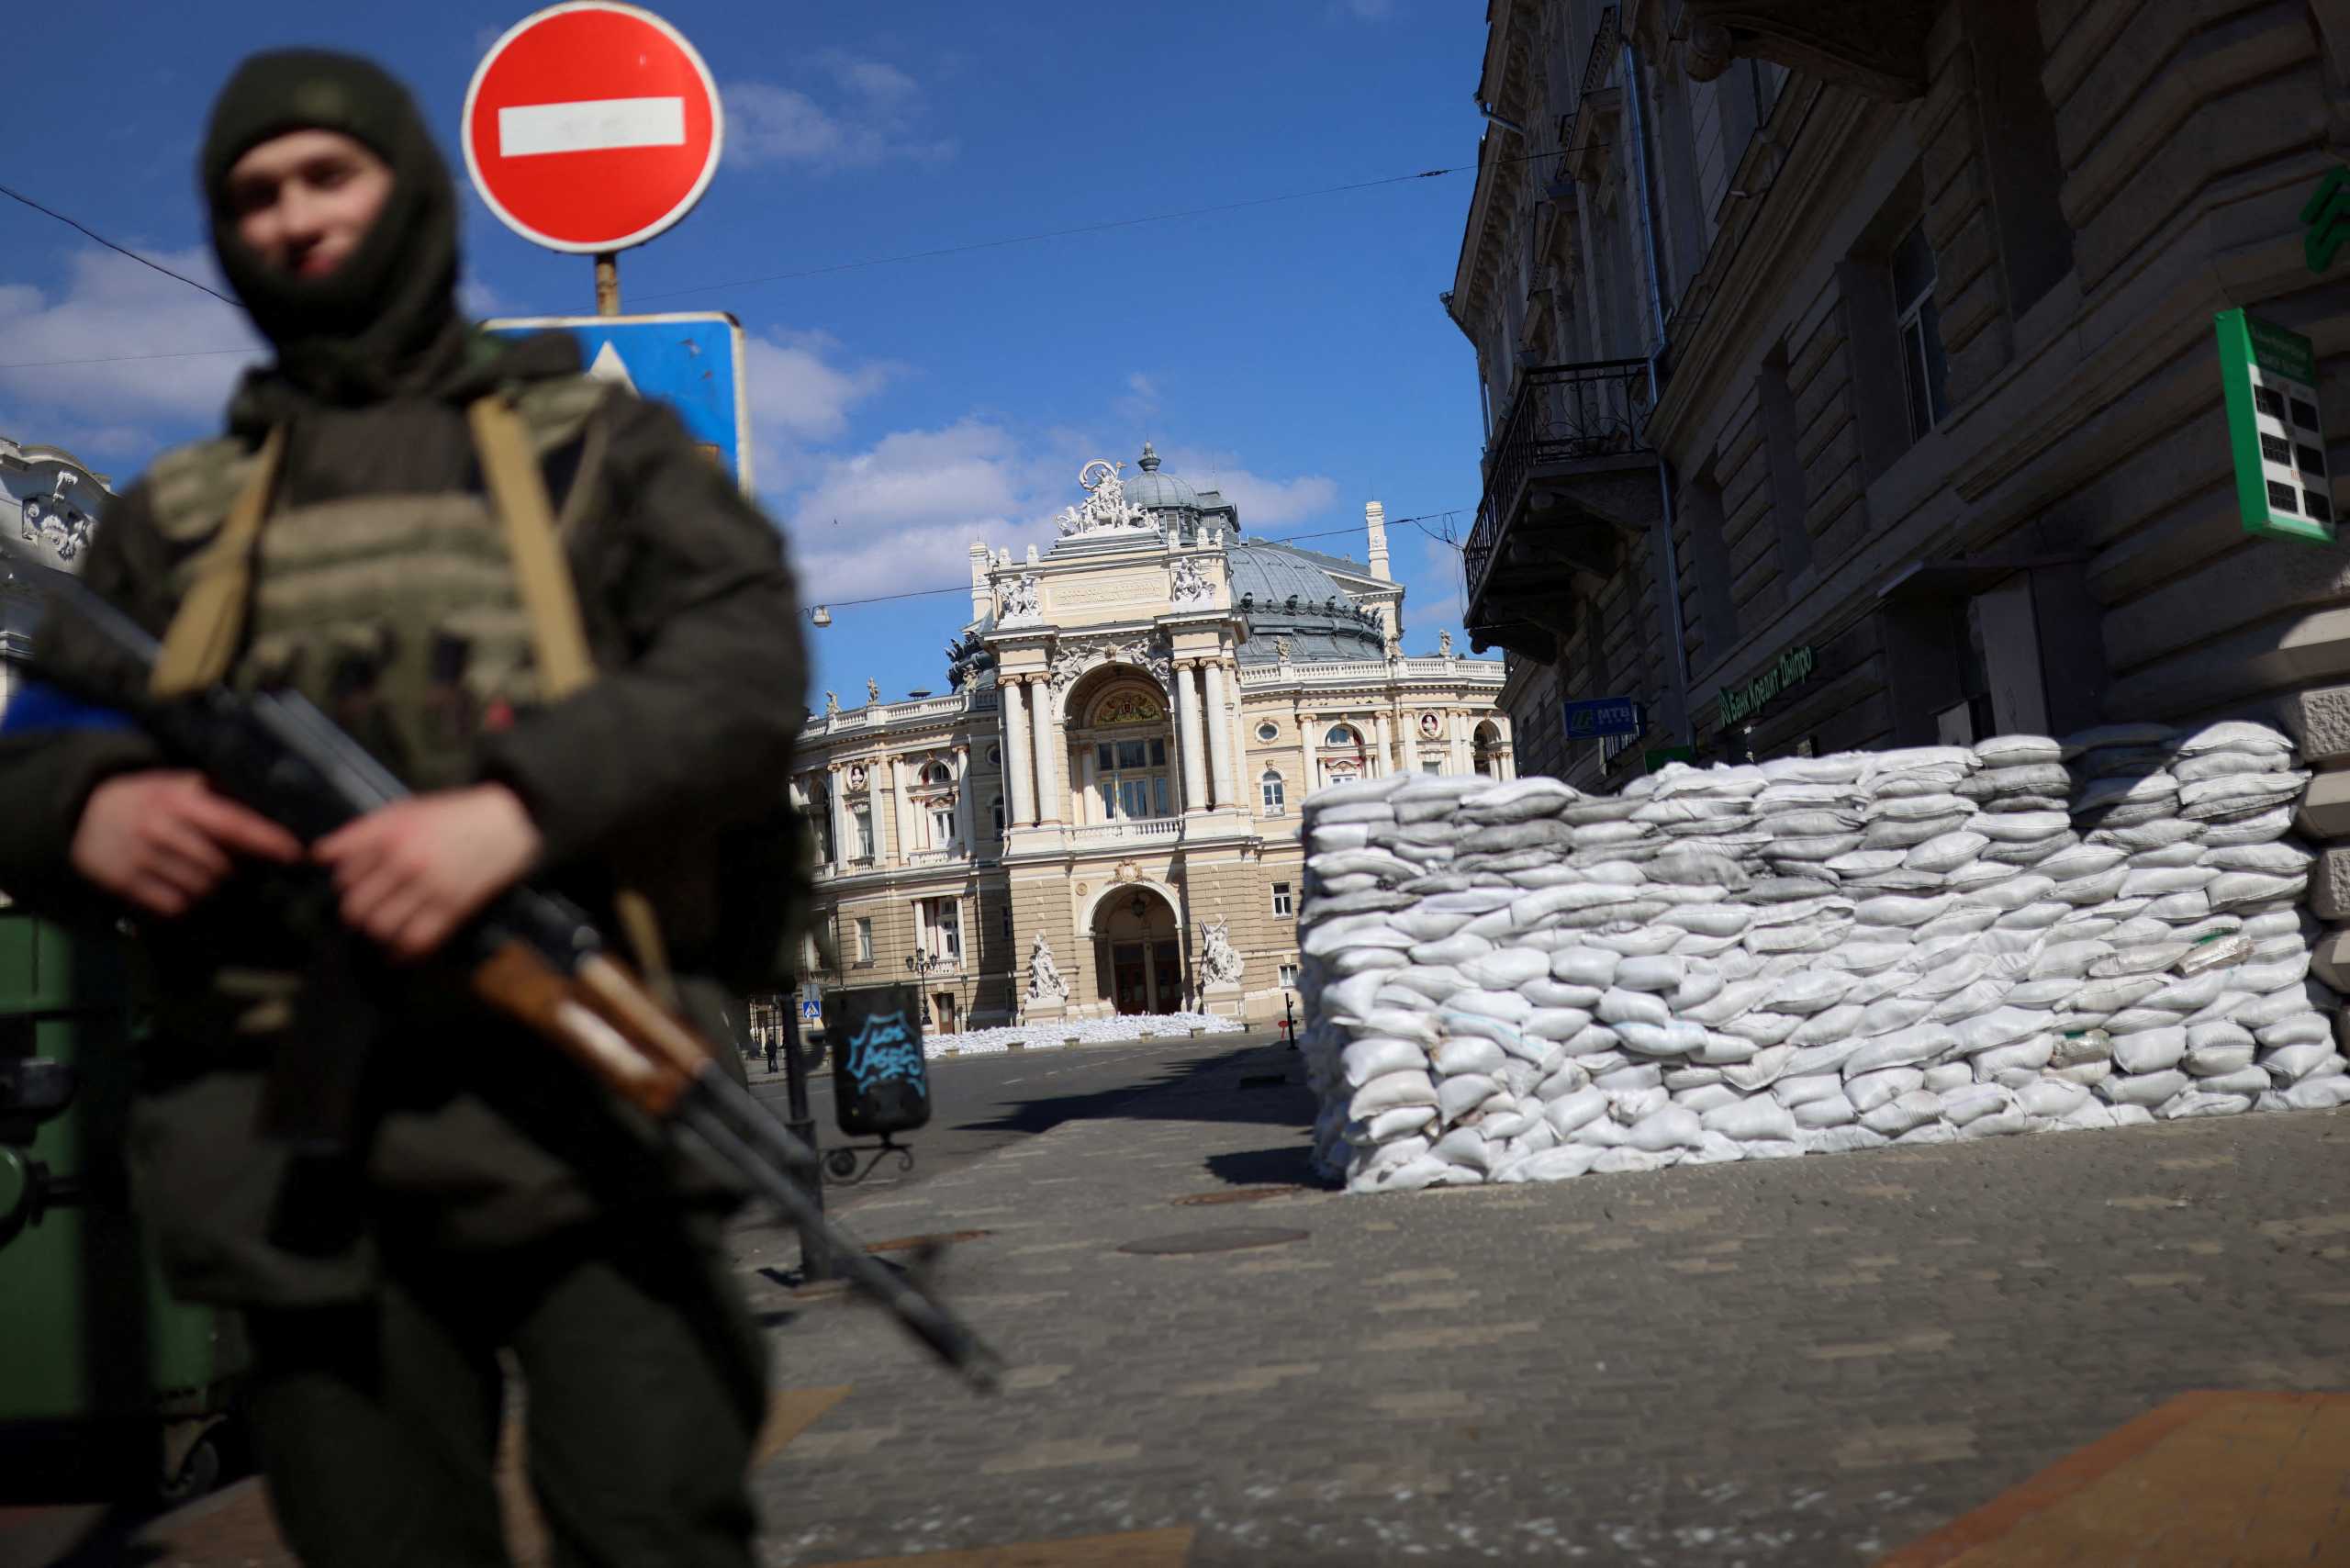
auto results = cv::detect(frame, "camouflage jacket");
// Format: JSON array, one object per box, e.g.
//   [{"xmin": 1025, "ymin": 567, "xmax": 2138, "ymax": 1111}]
[{"xmin": 0, "ymin": 329, "xmax": 807, "ymax": 1304}]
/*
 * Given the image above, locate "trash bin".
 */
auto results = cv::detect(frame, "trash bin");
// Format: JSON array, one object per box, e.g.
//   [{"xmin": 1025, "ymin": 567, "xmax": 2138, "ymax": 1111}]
[
  {"xmin": 824, "ymin": 983, "xmax": 932, "ymax": 1137},
  {"xmin": 0, "ymin": 907, "xmax": 244, "ymax": 1502}
]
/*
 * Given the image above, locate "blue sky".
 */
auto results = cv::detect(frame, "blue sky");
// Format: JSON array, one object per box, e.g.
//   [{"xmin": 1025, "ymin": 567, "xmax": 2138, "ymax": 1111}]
[{"xmin": 1, "ymin": 0, "xmax": 1494, "ymax": 706}]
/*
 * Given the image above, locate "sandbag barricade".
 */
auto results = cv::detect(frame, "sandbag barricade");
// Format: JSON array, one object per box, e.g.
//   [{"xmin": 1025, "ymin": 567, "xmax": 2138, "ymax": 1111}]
[{"xmin": 1297, "ymin": 722, "xmax": 2350, "ymax": 1193}]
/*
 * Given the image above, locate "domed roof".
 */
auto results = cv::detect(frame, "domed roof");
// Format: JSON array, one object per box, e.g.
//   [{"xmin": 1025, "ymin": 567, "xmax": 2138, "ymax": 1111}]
[
  {"xmin": 1228, "ymin": 541, "xmax": 1387, "ymax": 666},
  {"xmin": 1122, "ymin": 442, "xmax": 1198, "ymax": 513}
]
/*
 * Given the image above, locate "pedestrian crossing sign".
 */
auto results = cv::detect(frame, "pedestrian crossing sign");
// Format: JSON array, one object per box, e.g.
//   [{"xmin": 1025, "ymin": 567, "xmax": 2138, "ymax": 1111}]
[
  {"xmin": 483, "ymin": 311, "xmax": 753, "ymax": 493},
  {"xmin": 802, "ymin": 999, "xmax": 821, "ymax": 1022},
  {"xmin": 2216, "ymin": 308, "xmax": 2334, "ymax": 544}
]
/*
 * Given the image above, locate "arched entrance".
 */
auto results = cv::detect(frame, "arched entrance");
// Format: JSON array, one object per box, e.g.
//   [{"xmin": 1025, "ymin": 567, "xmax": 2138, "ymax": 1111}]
[{"xmin": 1091, "ymin": 884, "xmax": 1185, "ymax": 1014}]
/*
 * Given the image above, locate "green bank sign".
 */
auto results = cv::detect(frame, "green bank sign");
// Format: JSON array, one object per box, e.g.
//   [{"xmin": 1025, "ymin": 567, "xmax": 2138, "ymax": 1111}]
[
  {"xmin": 2215, "ymin": 308, "xmax": 2333, "ymax": 545},
  {"xmin": 1718, "ymin": 644, "xmax": 1816, "ymax": 728}
]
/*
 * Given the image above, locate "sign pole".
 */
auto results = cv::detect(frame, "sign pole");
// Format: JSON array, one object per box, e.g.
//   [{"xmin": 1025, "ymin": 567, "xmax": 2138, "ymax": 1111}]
[
  {"xmin": 594, "ymin": 251, "xmax": 621, "ymax": 316},
  {"xmin": 778, "ymin": 975, "xmax": 835, "ymax": 1283}
]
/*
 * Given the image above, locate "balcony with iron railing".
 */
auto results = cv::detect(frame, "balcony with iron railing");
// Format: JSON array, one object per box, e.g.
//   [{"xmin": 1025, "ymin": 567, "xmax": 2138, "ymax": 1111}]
[{"xmin": 1460, "ymin": 357, "xmax": 1663, "ymax": 663}]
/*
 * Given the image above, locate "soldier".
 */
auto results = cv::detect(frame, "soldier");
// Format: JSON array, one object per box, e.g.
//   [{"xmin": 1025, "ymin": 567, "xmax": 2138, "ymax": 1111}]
[{"xmin": 0, "ymin": 50, "xmax": 804, "ymax": 1567}]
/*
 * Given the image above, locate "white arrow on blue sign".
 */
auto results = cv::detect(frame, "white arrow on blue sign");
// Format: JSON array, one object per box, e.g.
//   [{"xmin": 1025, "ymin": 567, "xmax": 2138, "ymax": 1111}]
[
  {"xmin": 483, "ymin": 311, "xmax": 753, "ymax": 491},
  {"xmin": 1562, "ymin": 696, "xmax": 1644, "ymax": 740}
]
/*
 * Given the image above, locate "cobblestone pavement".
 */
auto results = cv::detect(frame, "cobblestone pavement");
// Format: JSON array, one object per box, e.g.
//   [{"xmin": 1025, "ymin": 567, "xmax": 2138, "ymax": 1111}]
[{"xmin": 745, "ymin": 1035, "xmax": 2350, "ymax": 1566}]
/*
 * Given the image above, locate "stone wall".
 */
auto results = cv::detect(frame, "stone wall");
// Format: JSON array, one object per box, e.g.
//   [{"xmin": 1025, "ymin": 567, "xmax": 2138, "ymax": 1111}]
[{"xmin": 1298, "ymin": 723, "xmax": 2350, "ymax": 1192}]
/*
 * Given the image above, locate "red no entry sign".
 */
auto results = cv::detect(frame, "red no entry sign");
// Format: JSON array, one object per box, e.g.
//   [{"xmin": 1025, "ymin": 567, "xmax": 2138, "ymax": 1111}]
[{"xmin": 463, "ymin": 2, "xmax": 723, "ymax": 254}]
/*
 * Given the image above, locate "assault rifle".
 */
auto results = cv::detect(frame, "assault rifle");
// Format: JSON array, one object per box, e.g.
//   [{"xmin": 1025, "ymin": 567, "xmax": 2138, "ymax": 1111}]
[{"xmin": 0, "ymin": 550, "xmax": 1002, "ymax": 1392}]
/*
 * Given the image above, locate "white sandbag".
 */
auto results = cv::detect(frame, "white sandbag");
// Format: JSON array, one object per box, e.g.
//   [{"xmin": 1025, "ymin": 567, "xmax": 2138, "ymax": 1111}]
[
  {"xmin": 1940, "ymin": 1083, "xmax": 2011, "ymax": 1126},
  {"xmin": 1431, "ymin": 1037, "xmax": 1508, "ymax": 1077},
  {"xmin": 1974, "ymin": 1036, "xmax": 2055, "ymax": 1076},
  {"xmin": 1842, "ymin": 1023, "xmax": 1958, "ymax": 1078},
  {"xmin": 1804, "ymin": 1123, "xmax": 1893, "ymax": 1153},
  {"xmin": 1861, "ymin": 1089, "xmax": 1943, "ymax": 1137},
  {"xmin": 1703, "ymin": 1097, "xmax": 1799, "ymax": 1142},
  {"xmin": 2121, "ymin": 866, "xmax": 2219, "ymax": 900},
  {"xmin": 1793, "ymin": 1092, "xmax": 1858, "ymax": 1128},
  {"xmin": 2199, "ymin": 807, "xmax": 2296, "ymax": 847},
  {"xmin": 1720, "ymin": 1044, "xmax": 1797, "ymax": 1092},
  {"xmin": 1543, "ymin": 1088, "xmax": 1610, "ymax": 1137},
  {"xmin": 1524, "ymin": 1008, "xmax": 1597, "ymax": 1042},
  {"xmin": 2016, "ymin": 1080, "xmax": 2091, "ymax": 1119},
  {"xmin": 1907, "ymin": 830, "xmax": 1989, "ymax": 872},
  {"xmin": 1614, "ymin": 955, "xmax": 1687, "ymax": 994},
  {"xmin": 1359, "ymin": 1104, "xmax": 1438, "ymax": 1142},
  {"xmin": 1526, "ymin": 979, "xmax": 1605, "ymax": 1011},
  {"xmin": 1437, "ymin": 1074, "xmax": 1503, "ymax": 1120},
  {"xmin": 2124, "ymin": 1029, "xmax": 2189, "ymax": 1081},
  {"xmin": 1930, "ymin": 978, "xmax": 2009, "ymax": 1025},
  {"xmin": 1847, "ymin": 1066, "xmax": 1928, "ymax": 1113},
  {"xmin": 1626, "ymin": 1105, "xmax": 1704, "ymax": 1152},
  {"xmin": 1349, "ymin": 1071, "xmax": 1439, "ymax": 1117},
  {"xmin": 1592, "ymin": 1061, "xmax": 1665, "ymax": 1093},
  {"xmin": 2050, "ymin": 1030, "xmax": 2115, "ymax": 1067},
  {"xmin": 1459, "ymin": 948, "xmax": 1552, "ymax": 991},
  {"xmin": 2196, "ymin": 1065, "xmax": 2273, "ymax": 1097},
  {"xmin": 2183, "ymin": 1043, "xmax": 2257, "ymax": 1078},
  {"xmin": 1960, "ymin": 1111, "xmax": 2031, "ymax": 1138},
  {"xmin": 1551, "ymin": 947, "xmax": 1620, "ymax": 987},
  {"xmin": 2257, "ymin": 1042, "xmax": 2342, "ymax": 1083},
  {"xmin": 1445, "ymin": 989, "xmax": 1534, "ymax": 1024},
  {"xmin": 1343, "ymin": 1037, "xmax": 1429, "ymax": 1086},
  {"xmin": 1772, "ymin": 1071, "xmax": 1847, "ymax": 1107},
  {"xmin": 2284, "ymin": 1077, "xmax": 2350, "ymax": 1110},
  {"xmin": 1788, "ymin": 1003, "xmax": 1870, "ymax": 1047},
  {"xmin": 1512, "ymin": 1144, "xmax": 1605, "ymax": 1182},
  {"xmin": 2158, "ymin": 1090, "xmax": 2254, "ymax": 1119},
  {"xmin": 1922, "ymin": 1062, "xmax": 1976, "ymax": 1092},
  {"xmin": 1950, "ymin": 1007, "xmax": 2049, "ymax": 1055},
  {"xmin": 1976, "ymin": 734, "xmax": 2065, "ymax": 767},
  {"xmin": 1669, "ymin": 966, "xmax": 1728, "ymax": 1012},
  {"xmin": 2098, "ymin": 1069, "xmax": 2191, "ymax": 1106},
  {"xmin": 1673, "ymin": 1083, "xmax": 1744, "ymax": 1115},
  {"xmin": 2255, "ymin": 1013, "xmax": 2333, "ymax": 1048}
]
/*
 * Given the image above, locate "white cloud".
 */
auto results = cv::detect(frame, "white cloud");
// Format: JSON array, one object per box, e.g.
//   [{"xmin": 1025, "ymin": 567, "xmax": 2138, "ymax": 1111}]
[
  {"xmin": 0, "ymin": 247, "xmax": 262, "ymax": 435},
  {"xmin": 771, "ymin": 414, "xmax": 1348, "ymax": 613},
  {"xmin": 744, "ymin": 329, "xmax": 895, "ymax": 442},
  {"xmin": 722, "ymin": 56, "xmax": 956, "ymax": 173},
  {"xmin": 1159, "ymin": 446, "xmax": 1340, "ymax": 528}
]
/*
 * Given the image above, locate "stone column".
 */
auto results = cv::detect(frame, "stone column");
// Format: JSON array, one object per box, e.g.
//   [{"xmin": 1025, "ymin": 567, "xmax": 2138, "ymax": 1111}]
[
  {"xmin": 1452, "ymin": 711, "xmax": 1474, "ymax": 775},
  {"xmin": 1002, "ymin": 678, "xmax": 1035, "ymax": 828},
  {"xmin": 1371, "ymin": 712, "xmax": 1393, "ymax": 778},
  {"xmin": 1297, "ymin": 711, "xmax": 1317, "ymax": 805},
  {"xmin": 874, "ymin": 756, "xmax": 899, "ymax": 862},
  {"xmin": 1031, "ymin": 678, "xmax": 1063, "ymax": 824},
  {"xmin": 1175, "ymin": 661, "xmax": 1209, "ymax": 814},
  {"xmin": 952, "ymin": 745, "xmax": 973, "ymax": 852},
  {"xmin": 1203, "ymin": 658, "xmax": 1237, "ymax": 809},
  {"xmin": 827, "ymin": 764, "xmax": 851, "ymax": 866}
]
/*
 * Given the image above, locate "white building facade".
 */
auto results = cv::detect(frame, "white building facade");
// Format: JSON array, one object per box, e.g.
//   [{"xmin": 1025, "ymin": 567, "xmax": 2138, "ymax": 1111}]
[{"xmin": 795, "ymin": 446, "xmax": 1509, "ymax": 1030}]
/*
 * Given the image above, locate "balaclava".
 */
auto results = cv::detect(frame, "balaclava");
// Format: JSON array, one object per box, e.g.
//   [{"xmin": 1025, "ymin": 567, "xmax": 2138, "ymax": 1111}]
[{"xmin": 201, "ymin": 50, "xmax": 464, "ymax": 403}]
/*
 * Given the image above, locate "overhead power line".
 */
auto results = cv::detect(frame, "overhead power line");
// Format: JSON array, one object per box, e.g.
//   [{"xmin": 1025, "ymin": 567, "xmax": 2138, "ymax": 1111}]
[
  {"xmin": 0, "ymin": 183, "xmax": 237, "ymax": 306},
  {"xmin": 0, "ymin": 140, "xmax": 1578, "ymax": 368}
]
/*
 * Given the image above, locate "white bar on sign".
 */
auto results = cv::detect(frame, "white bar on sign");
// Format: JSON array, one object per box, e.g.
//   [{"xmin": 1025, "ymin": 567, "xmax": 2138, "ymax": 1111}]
[{"xmin": 498, "ymin": 95, "xmax": 686, "ymax": 158}]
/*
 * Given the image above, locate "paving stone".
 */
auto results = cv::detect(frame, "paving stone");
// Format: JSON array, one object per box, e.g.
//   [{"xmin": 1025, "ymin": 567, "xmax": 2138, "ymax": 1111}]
[{"xmin": 735, "ymin": 1035, "xmax": 2350, "ymax": 1566}]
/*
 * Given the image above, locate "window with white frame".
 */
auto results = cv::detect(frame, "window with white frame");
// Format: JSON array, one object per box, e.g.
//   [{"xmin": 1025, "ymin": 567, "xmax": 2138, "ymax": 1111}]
[
  {"xmin": 854, "ymin": 917, "xmax": 874, "ymax": 965},
  {"xmin": 1278, "ymin": 962, "xmax": 1299, "ymax": 990},
  {"xmin": 1892, "ymin": 219, "xmax": 1950, "ymax": 440},
  {"xmin": 1259, "ymin": 768, "xmax": 1285, "ymax": 813},
  {"xmin": 1094, "ymin": 736, "xmax": 1172, "ymax": 820},
  {"xmin": 1271, "ymin": 881, "xmax": 1293, "ymax": 918},
  {"xmin": 917, "ymin": 897, "xmax": 962, "ymax": 961},
  {"xmin": 930, "ymin": 804, "xmax": 955, "ymax": 847},
  {"xmin": 852, "ymin": 804, "xmax": 874, "ymax": 859}
]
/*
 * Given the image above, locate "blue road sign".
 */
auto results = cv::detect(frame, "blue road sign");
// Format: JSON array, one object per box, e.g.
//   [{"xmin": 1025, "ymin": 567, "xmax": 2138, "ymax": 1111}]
[
  {"xmin": 1562, "ymin": 696, "xmax": 1644, "ymax": 740},
  {"xmin": 483, "ymin": 311, "xmax": 753, "ymax": 490},
  {"xmin": 801, "ymin": 999, "xmax": 822, "ymax": 1022}
]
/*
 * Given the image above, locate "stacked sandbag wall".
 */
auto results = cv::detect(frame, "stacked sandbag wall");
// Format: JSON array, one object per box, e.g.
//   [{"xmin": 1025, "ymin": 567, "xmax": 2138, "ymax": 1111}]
[{"xmin": 1296, "ymin": 723, "xmax": 2350, "ymax": 1193}]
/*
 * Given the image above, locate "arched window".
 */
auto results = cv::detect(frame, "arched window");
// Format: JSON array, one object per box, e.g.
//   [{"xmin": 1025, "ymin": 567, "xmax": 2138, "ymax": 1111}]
[
  {"xmin": 1259, "ymin": 769, "xmax": 1286, "ymax": 814},
  {"xmin": 1324, "ymin": 722, "xmax": 1362, "ymax": 748},
  {"xmin": 1473, "ymin": 721, "xmax": 1504, "ymax": 778},
  {"xmin": 920, "ymin": 760, "xmax": 952, "ymax": 788}
]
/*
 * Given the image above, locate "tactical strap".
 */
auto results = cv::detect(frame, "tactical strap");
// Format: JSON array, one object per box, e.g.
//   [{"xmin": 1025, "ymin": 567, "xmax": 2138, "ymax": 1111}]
[
  {"xmin": 467, "ymin": 395, "xmax": 677, "ymax": 999},
  {"xmin": 149, "ymin": 425, "xmax": 287, "ymax": 698}
]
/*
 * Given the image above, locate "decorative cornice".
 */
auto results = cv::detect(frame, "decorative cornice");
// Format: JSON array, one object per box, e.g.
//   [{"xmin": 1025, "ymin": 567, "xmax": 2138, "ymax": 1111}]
[{"xmin": 1681, "ymin": 0, "xmax": 1934, "ymax": 101}]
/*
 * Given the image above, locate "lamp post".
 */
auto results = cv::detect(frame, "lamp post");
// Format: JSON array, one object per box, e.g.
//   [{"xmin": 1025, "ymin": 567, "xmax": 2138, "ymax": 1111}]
[
  {"xmin": 903, "ymin": 950, "xmax": 949, "ymax": 1025},
  {"xmin": 776, "ymin": 973, "xmax": 834, "ymax": 1282}
]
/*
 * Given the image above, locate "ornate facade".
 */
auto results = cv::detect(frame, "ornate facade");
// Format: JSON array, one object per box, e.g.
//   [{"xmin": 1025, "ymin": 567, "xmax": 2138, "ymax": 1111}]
[{"xmin": 794, "ymin": 445, "xmax": 1510, "ymax": 1030}]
